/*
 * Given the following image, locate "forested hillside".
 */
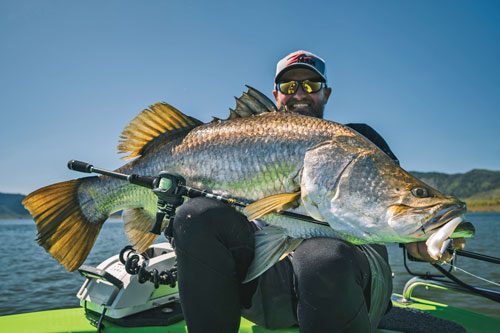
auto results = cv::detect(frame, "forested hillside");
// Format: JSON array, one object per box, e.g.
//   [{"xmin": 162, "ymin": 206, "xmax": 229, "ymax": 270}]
[{"xmin": 0, "ymin": 193, "xmax": 29, "ymax": 218}]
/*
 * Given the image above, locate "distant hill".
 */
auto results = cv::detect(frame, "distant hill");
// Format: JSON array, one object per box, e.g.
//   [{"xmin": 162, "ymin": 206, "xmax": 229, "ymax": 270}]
[
  {"xmin": 1, "ymin": 169, "xmax": 500, "ymax": 219},
  {"xmin": 0, "ymin": 193, "xmax": 30, "ymax": 219},
  {"xmin": 410, "ymin": 169, "xmax": 500, "ymax": 211}
]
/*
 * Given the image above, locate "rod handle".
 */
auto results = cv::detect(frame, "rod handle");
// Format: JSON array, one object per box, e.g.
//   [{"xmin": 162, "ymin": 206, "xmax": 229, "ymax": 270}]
[
  {"xmin": 129, "ymin": 174, "xmax": 157, "ymax": 189},
  {"xmin": 68, "ymin": 160, "xmax": 93, "ymax": 173}
]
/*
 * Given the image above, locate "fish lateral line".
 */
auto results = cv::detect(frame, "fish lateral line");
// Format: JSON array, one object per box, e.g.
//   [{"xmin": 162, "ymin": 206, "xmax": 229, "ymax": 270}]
[{"xmin": 68, "ymin": 160, "xmax": 331, "ymax": 227}]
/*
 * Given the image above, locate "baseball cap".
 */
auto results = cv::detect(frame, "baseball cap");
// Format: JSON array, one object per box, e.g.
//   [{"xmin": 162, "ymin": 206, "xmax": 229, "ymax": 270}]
[{"xmin": 275, "ymin": 50, "xmax": 327, "ymax": 83}]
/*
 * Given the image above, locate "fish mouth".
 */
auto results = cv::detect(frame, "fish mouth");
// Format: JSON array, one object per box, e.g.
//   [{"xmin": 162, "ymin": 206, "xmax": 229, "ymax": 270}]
[
  {"xmin": 451, "ymin": 220, "xmax": 475, "ymax": 239},
  {"xmin": 420, "ymin": 202, "xmax": 467, "ymax": 234}
]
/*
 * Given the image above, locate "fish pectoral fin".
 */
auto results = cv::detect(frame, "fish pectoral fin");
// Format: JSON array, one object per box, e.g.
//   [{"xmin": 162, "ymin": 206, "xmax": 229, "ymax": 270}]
[
  {"xmin": 118, "ymin": 102, "xmax": 203, "ymax": 160},
  {"xmin": 243, "ymin": 191, "xmax": 301, "ymax": 221},
  {"xmin": 243, "ymin": 226, "xmax": 297, "ymax": 283},
  {"xmin": 122, "ymin": 208, "xmax": 161, "ymax": 253}
]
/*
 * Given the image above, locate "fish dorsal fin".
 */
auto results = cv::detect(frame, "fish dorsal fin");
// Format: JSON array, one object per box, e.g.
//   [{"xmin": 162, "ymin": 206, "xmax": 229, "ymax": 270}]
[
  {"xmin": 118, "ymin": 102, "xmax": 203, "ymax": 160},
  {"xmin": 244, "ymin": 191, "xmax": 300, "ymax": 221},
  {"xmin": 228, "ymin": 85, "xmax": 278, "ymax": 119}
]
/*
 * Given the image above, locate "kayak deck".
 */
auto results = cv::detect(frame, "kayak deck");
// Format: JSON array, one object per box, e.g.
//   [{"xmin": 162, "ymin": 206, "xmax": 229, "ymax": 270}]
[{"xmin": 2, "ymin": 295, "xmax": 499, "ymax": 333}]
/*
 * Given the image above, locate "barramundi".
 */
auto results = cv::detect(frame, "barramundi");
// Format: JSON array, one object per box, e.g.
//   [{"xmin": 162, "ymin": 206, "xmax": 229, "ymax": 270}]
[{"xmin": 23, "ymin": 87, "xmax": 471, "ymax": 279}]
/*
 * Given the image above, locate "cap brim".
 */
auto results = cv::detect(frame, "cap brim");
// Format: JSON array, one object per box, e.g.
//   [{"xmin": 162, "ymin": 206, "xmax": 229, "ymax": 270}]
[{"xmin": 275, "ymin": 63, "xmax": 326, "ymax": 83}]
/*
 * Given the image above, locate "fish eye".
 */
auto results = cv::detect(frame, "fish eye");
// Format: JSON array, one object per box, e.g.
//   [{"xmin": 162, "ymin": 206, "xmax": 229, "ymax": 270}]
[{"xmin": 411, "ymin": 187, "xmax": 430, "ymax": 198}]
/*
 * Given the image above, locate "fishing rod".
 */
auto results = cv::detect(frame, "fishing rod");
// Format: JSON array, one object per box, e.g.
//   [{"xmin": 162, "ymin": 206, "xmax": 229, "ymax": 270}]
[
  {"xmin": 402, "ymin": 239, "xmax": 500, "ymax": 304},
  {"xmin": 454, "ymin": 249, "xmax": 500, "ymax": 265},
  {"xmin": 431, "ymin": 263, "xmax": 500, "ymax": 303},
  {"xmin": 67, "ymin": 160, "xmax": 330, "ymax": 236}
]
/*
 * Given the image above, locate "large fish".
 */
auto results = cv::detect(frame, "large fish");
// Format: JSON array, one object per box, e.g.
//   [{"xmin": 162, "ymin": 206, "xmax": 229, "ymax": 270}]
[{"xmin": 23, "ymin": 87, "xmax": 471, "ymax": 279}]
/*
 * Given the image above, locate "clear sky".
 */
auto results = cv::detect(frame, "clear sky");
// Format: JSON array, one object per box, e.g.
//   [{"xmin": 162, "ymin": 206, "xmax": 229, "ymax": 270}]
[{"xmin": 1, "ymin": 0, "xmax": 499, "ymax": 194}]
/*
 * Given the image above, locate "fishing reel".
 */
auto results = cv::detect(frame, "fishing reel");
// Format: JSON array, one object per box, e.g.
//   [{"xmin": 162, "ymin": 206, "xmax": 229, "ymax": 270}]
[{"xmin": 150, "ymin": 172, "xmax": 187, "ymax": 237}]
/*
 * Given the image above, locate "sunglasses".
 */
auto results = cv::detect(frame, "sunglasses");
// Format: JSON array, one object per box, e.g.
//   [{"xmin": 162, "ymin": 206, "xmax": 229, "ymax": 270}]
[{"xmin": 276, "ymin": 80, "xmax": 325, "ymax": 95}]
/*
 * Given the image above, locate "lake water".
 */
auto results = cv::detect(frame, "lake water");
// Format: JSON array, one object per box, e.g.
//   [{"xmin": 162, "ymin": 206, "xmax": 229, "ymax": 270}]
[{"xmin": 0, "ymin": 212, "xmax": 499, "ymax": 318}]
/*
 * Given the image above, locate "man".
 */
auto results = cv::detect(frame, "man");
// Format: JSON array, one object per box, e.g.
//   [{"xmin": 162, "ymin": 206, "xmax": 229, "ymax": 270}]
[
  {"xmin": 263, "ymin": 50, "xmax": 394, "ymax": 331},
  {"xmin": 172, "ymin": 50, "xmax": 452, "ymax": 333}
]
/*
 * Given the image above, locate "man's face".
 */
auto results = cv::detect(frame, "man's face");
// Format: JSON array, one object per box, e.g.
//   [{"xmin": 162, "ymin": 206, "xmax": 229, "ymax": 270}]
[{"xmin": 273, "ymin": 68, "xmax": 332, "ymax": 119}]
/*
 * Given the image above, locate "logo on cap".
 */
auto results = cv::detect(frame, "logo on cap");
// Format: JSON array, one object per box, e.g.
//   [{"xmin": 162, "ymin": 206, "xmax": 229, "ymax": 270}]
[{"xmin": 286, "ymin": 53, "xmax": 317, "ymax": 67}]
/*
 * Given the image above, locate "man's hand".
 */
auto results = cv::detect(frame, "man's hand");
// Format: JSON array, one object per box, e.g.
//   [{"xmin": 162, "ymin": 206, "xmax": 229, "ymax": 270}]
[{"xmin": 405, "ymin": 238, "xmax": 466, "ymax": 263}]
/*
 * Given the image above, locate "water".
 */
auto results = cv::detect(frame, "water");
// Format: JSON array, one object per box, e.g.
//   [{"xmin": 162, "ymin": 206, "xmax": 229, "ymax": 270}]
[
  {"xmin": 387, "ymin": 212, "xmax": 500, "ymax": 318},
  {"xmin": 0, "ymin": 213, "xmax": 499, "ymax": 318}
]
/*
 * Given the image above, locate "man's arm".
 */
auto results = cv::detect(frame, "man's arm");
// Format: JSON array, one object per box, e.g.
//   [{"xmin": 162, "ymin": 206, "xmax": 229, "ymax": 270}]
[{"xmin": 345, "ymin": 123, "xmax": 399, "ymax": 164}]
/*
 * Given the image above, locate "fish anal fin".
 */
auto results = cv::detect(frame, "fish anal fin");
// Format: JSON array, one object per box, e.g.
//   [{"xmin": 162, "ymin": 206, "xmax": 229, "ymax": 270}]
[
  {"xmin": 122, "ymin": 208, "xmax": 163, "ymax": 253},
  {"xmin": 243, "ymin": 191, "xmax": 300, "ymax": 221},
  {"xmin": 118, "ymin": 102, "xmax": 203, "ymax": 160},
  {"xmin": 279, "ymin": 238, "xmax": 303, "ymax": 261},
  {"xmin": 243, "ymin": 226, "xmax": 301, "ymax": 283}
]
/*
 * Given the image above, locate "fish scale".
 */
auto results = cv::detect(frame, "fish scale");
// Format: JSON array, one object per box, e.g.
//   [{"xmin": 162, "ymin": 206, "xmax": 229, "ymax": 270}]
[{"xmin": 81, "ymin": 113, "xmax": 355, "ymax": 240}]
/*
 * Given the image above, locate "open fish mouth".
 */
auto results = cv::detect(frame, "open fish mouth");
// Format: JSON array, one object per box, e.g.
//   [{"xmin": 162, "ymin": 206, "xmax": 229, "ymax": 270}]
[
  {"xmin": 452, "ymin": 220, "xmax": 475, "ymax": 237},
  {"xmin": 420, "ymin": 202, "xmax": 467, "ymax": 234}
]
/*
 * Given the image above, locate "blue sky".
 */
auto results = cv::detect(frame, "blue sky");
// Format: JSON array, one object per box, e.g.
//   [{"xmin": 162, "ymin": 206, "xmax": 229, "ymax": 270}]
[{"xmin": 1, "ymin": 0, "xmax": 499, "ymax": 194}]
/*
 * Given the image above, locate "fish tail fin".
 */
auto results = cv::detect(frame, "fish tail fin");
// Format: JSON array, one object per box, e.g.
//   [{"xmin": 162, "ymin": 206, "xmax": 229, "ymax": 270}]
[
  {"xmin": 22, "ymin": 177, "xmax": 106, "ymax": 271},
  {"xmin": 122, "ymin": 208, "xmax": 160, "ymax": 253}
]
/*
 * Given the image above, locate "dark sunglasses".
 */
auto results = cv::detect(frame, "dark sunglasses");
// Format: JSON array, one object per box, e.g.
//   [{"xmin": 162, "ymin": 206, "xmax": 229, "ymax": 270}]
[{"xmin": 276, "ymin": 80, "xmax": 326, "ymax": 95}]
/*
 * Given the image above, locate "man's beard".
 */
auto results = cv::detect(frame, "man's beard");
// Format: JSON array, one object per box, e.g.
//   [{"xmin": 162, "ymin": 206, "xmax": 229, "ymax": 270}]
[{"xmin": 283, "ymin": 99, "xmax": 324, "ymax": 119}]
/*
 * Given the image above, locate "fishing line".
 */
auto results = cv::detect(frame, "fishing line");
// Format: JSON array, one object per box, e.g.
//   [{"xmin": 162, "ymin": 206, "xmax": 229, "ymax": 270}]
[
  {"xmin": 432, "ymin": 263, "xmax": 500, "ymax": 303},
  {"xmin": 442, "ymin": 262, "xmax": 500, "ymax": 288}
]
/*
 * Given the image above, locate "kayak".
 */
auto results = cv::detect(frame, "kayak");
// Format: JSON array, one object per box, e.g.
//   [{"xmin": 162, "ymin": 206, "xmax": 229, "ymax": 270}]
[
  {"xmin": 2, "ymin": 241, "xmax": 499, "ymax": 333},
  {"xmin": 3, "ymin": 239, "xmax": 498, "ymax": 333},
  {"xmin": 0, "ymin": 243, "xmax": 500, "ymax": 333},
  {"xmin": 1, "ymin": 293, "xmax": 499, "ymax": 333}
]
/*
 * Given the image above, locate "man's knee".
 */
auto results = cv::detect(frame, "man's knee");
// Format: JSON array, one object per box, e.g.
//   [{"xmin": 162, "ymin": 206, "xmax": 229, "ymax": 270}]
[
  {"xmin": 176, "ymin": 196, "xmax": 235, "ymax": 226},
  {"xmin": 173, "ymin": 197, "xmax": 254, "ymax": 249},
  {"xmin": 291, "ymin": 238, "xmax": 369, "ymax": 293},
  {"xmin": 293, "ymin": 238, "xmax": 359, "ymax": 272},
  {"xmin": 173, "ymin": 197, "xmax": 227, "ymax": 244}
]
